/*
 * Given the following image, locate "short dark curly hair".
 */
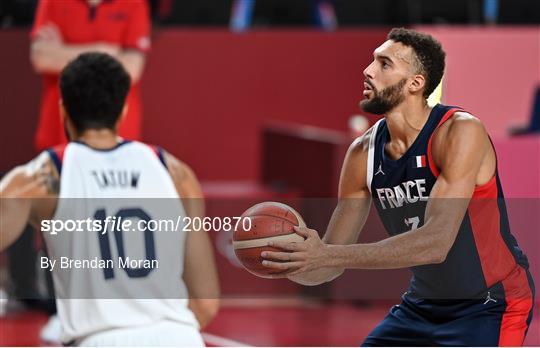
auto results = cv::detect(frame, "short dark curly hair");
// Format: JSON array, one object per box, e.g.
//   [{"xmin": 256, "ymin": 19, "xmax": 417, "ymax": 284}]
[
  {"xmin": 388, "ymin": 28, "xmax": 445, "ymax": 98},
  {"xmin": 60, "ymin": 52, "xmax": 131, "ymax": 133}
]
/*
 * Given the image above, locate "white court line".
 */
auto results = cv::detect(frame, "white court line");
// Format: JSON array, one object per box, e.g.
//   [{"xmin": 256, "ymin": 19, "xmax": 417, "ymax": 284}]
[{"xmin": 202, "ymin": 332, "xmax": 253, "ymax": 347}]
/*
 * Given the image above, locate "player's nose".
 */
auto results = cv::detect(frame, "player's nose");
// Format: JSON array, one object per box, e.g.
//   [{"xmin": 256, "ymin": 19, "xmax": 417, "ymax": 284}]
[{"xmin": 363, "ymin": 61, "xmax": 375, "ymax": 80}]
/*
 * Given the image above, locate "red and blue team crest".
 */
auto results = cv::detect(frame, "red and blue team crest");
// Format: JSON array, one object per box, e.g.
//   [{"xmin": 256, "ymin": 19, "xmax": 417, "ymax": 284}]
[{"xmin": 413, "ymin": 155, "xmax": 426, "ymax": 168}]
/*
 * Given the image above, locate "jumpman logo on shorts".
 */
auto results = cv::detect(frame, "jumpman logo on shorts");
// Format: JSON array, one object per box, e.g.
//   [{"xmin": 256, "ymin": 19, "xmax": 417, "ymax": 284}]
[
  {"xmin": 483, "ymin": 291, "xmax": 497, "ymax": 305},
  {"xmin": 375, "ymin": 164, "xmax": 385, "ymax": 176}
]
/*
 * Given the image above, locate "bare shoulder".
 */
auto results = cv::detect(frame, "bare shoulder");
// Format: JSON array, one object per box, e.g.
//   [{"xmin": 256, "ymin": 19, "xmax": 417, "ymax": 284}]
[
  {"xmin": 339, "ymin": 123, "xmax": 379, "ymax": 197},
  {"xmin": 345, "ymin": 121, "xmax": 375, "ymax": 162},
  {"xmin": 431, "ymin": 111, "xmax": 494, "ymax": 182},
  {"xmin": 161, "ymin": 150, "xmax": 202, "ymax": 198},
  {"xmin": 162, "ymin": 150, "xmax": 184, "ymax": 180},
  {"xmin": 438, "ymin": 111, "xmax": 487, "ymax": 141},
  {"xmin": 162, "ymin": 150, "xmax": 194, "ymax": 183},
  {"xmin": 432, "ymin": 111, "xmax": 489, "ymax": 154},
  {"xmin": 347, "ymin": 122, "xmax": 378, "ymax": 158},
  {"xmin": 1, "ymin": 152, "xmax": 59, "ymax": 197}
]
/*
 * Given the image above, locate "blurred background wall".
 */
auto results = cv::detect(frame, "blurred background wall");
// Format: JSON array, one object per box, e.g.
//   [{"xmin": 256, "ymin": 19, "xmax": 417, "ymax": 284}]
[
  {"xmin": 1, "ymin": 0, "xmax": 538, "ymax": 179},
  {"xmin": 0, "ymin": 27, "xmax": 538, "ymax": 181}
]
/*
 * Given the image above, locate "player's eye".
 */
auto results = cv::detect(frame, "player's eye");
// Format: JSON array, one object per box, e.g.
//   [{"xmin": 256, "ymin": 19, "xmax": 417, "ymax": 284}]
[{"xmin": 382, "ymin": 61, "xmax": 390, "ymax": 69}]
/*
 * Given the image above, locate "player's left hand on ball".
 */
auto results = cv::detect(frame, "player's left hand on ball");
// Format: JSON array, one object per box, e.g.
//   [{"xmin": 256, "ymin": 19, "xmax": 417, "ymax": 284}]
[{"xmin": 260, "ymin": 226, "xmax": 329, "ymax": 278}]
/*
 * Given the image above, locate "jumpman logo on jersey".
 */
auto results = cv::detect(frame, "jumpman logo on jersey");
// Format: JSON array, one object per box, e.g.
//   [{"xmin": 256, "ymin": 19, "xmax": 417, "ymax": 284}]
[
  {"xmin": 483, "ymin": 291, "xmax": 497, "ymax": 305},
  {"xmin": 375, "ymin": 164, "xmax": 385, "ymax": 176}
]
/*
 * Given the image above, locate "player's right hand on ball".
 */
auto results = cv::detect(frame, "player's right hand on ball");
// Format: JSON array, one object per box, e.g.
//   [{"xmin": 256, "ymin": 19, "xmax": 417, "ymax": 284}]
[{"xmin": 261, "ymin": 226, "xmax": 331, "ymax": 276}]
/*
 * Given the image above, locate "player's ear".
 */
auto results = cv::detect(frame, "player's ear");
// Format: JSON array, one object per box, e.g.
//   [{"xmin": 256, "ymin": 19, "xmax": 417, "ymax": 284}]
[
  {"xmin": 113, "ymin": 104, "xmax": 128, "ymax": 132},
  {"xmin": 119, "ymin": 103, "xmax": 128, "ymax": 123},
  {"xmin": 59, "ymin": 99, "xmax": 66, "ymax": 122},
  {"xmin": 60, "ymin": 99, "xmax": 77, "ymax": 140},
  {"xmin": 409, "ymin": 74, "xmax": 426, "ymax": 95}
]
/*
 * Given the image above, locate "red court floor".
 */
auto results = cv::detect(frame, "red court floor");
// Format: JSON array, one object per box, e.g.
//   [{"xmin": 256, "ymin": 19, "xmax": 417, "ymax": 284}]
[{"xmin": 1, "ymin": 301, "xmax": 539, "ymax": 346}]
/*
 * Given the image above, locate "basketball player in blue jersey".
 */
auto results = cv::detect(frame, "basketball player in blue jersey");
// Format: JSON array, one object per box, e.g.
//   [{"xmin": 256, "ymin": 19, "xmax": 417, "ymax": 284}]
[
  {"xmin": 0, "ymin": 53, "xmax": 219, "ymax": 346},
  {"xmin": 262, "ymin": 28, "xmax": 535, "ymax": 346}
]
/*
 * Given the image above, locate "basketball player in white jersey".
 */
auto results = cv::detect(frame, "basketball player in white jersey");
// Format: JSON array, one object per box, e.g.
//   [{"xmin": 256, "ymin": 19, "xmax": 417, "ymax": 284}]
[{"xmin": 0, "ymin": 53, "xmax": 219, "ymax": 346}]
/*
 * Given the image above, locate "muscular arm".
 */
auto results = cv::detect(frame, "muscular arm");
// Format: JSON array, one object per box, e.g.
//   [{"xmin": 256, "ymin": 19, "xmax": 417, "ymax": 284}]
[
  {"xmin": 286, "ymin": 129, "xmax": 373, "ymax": 285},
  {"xmin": 263, "ymin": 114, "xmax": 495, "ymax": 276},
  {"xmin": 326, "ymin": 114, "xmax": 493, "ymax": 269},
  {"xmin": 0, "ymin": 153, "xmax": 58, "ymax": 251},
  {"xmin": 164, "ymin": 152, "xmax": 220, "ymax": 329}
]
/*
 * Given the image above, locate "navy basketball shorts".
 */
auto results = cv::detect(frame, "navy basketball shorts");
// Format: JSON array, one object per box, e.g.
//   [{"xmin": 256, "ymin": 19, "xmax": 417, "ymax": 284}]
[{"xmin": 362, "ymin": 277, "xmax": 535, "ymax": 346}]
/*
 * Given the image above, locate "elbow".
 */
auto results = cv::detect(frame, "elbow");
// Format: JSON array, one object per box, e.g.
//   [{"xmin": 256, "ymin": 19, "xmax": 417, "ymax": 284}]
[
  {"xmin": 129, "ymin": 69, "xmax": 142, "ymax": 84},
  {"xmin": 197, "ymin": 299, "xmax": 220, "ymax": 328},
  {"xmin": 431, "ymin": 252, "xmax": 448, "ymax": 264},
  {"xmin": 205, "ymin": 298, "xmax": 220, "ymax": 319},
  {"xmin": 30, "ymin": 42, "xmax": 65, "ymax": 74},
  {"xmin": 423, "ymin": 224, "xmax": 456, "ymax": 265},
  {"xmin": 30, "ymin": 43, "xmax": 47, "ymax": 73},
  {"xmin": 122, "ymin": 53, "xmax": 145, "ymax": 83},
  {"xmin": 30, "ymin": 50, "xmax": 53, "ymax": 74},
  {"xmin": 30, "ymin": 52, "xmax": 45, "ymax": 73},
  {"xmin": 122, "ymin": 60, "xmax": 144, "ymax": 83},
  {"xmin": 430, "ymin": 243, "xmax": 452, "ymax": 264}
]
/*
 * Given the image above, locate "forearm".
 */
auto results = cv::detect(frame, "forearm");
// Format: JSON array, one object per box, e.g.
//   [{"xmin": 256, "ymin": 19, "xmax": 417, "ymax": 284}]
[
  {"xmin": 116, "ymin": 50, "xmax": 145, "ymax": 83},
  {"xmin": 31, "ymin": 42, "xmax": 99, "ymax": 73},
  {"xmin": 288, "ymin": 199, "xmax": 369, "ymax": 285},
  {"xmin": 327, "ymin": 223, "xmax": 448, "ymax": 270},
  {"xmin": 181, "ymin": 197, "xmax": 204, "ymax": 223},
  {"xmin": 0, "ymin": 198, "xmax": 32, "ymax": 251}
]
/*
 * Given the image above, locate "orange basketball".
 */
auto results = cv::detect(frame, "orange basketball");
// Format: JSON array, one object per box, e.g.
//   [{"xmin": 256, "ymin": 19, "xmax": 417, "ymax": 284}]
[{"xmin": 233, "ymin": 202, "xmax": 305, "ymax": 278}]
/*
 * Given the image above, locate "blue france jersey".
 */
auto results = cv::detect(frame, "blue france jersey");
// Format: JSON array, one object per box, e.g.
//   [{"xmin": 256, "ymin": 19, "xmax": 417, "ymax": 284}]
[{"xmin": 366, "ymin": 103, "xmax": 530, "ymax": 300}]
